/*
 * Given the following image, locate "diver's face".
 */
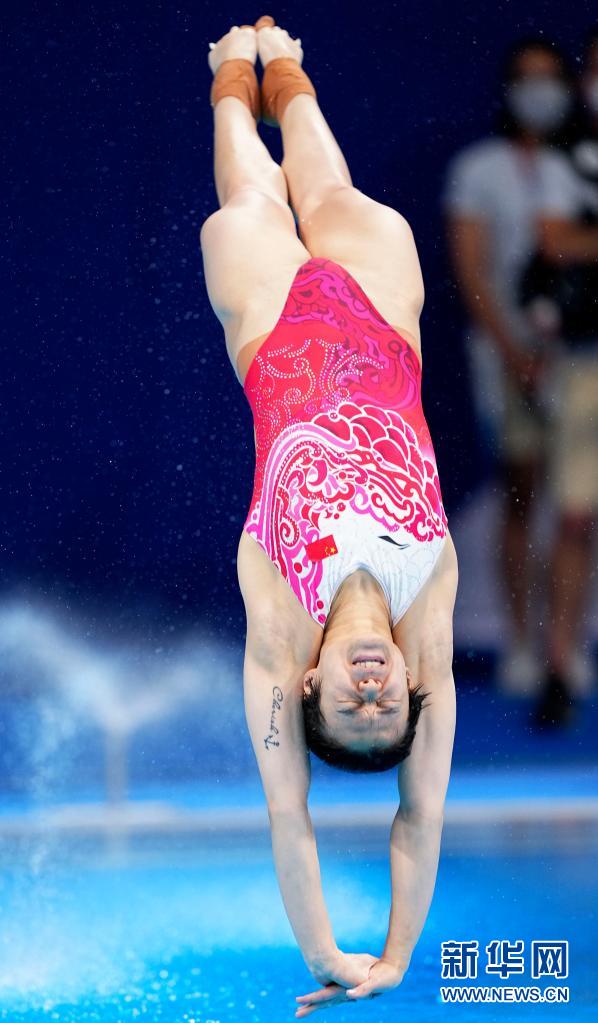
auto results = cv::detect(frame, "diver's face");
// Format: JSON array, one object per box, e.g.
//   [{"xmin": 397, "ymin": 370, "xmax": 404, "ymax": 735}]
[{"xmin": 304, "ymin": 636, "xmax": 411, "ymax": 752}]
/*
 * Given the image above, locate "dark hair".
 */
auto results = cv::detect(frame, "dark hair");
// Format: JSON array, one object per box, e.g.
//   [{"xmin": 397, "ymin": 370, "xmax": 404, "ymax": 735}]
[
  {"xmin": 301, "ymin": 675, "xmax": 431, "ymax": 774},
  {"xmin": 494, "ymin": 34, "xmax": 574, "ymax": 142}
]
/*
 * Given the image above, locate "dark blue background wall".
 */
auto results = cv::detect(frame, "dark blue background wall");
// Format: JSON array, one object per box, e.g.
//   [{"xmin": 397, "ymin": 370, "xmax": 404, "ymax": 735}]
[{"xmin": 3, "ymin": 1, "xmax": 594, "ymax": 637}]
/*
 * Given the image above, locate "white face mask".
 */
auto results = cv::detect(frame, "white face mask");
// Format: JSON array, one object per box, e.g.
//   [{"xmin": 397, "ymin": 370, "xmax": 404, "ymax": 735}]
[
  {"xmin": 582, "ymin": 74, "xmax": 598, "ymax": 116},
  {"xmin": 506, "ymin": 77, "xmax": 572, "ymax": 133}
]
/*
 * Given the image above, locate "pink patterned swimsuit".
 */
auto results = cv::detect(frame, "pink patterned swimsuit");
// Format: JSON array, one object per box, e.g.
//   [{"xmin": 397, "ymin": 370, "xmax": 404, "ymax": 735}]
[{"xmin": 242, "ymin": 257, "xmax": 448, "ymax": 628}]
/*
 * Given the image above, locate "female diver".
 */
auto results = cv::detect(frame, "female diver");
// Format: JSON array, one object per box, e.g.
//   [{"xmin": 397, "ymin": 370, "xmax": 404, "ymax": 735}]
[{"xmin": 200, "ymin": 15, "xmax": 459, "ymax": 1016}]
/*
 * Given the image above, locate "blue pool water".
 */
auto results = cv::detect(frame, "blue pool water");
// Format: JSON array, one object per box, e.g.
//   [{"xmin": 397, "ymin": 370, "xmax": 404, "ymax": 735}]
[{"xmin": 1, "ymin": 822, "xmax": 596, "ymax": 1021}]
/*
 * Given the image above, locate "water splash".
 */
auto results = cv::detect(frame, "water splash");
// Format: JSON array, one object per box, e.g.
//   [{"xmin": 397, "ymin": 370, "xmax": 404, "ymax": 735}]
[{"xmin": 0, "ymin": 595, "xmax": 246, "ymax": 803}]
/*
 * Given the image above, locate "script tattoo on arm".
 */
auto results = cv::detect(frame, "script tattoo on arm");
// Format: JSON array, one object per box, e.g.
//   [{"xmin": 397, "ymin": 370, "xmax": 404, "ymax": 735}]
[{"xmin": 264, "ymin": 686, "xmax": 283, "ymax": 750}]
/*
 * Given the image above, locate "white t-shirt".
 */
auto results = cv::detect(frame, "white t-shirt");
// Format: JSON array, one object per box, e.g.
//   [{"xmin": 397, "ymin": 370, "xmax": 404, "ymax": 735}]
[
  {"xmin": 442, "ymin": 135, "xmax": 579, "ymax": 344},
  {"xmin": 537, "ymin": 142, "xmax": 598, "ymax": 218}
]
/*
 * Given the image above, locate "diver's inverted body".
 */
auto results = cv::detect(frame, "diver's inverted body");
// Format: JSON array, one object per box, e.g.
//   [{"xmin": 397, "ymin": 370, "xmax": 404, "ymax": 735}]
[{"xmin": 200, "ymin": 16, "xmax": 458, "ymax": 1012}]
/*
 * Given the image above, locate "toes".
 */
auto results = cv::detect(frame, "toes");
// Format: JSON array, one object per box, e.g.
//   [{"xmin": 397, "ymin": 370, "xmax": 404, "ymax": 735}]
[
  {"xmin": 208, "ymin": 23, "xmax": 257, "ymax": 62},
  {"xmin": 255, "ymin": 15, "xmax": 275, "ymax": 30}
]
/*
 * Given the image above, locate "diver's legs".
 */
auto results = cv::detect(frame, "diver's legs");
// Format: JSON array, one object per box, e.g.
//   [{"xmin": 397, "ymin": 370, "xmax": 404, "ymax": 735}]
[
  {"xmin": 209, "ymin": 25, "xmax": 288, "ymax": 206},
  {"xmin": 201, "ymin": 25, "xmax": 310, "ymax": 378},
  {"xmin": 213, "ymin": 98, "xmax": 289, "ymax": 207},
  {"xmin": 281, "ymin": 95, "xmax": 354, "ymax": 218},
  {"xmin": 257, "ymin": 24, "xmax": 425, "ymax": 342},
  {"xmin": 257, "ymin": 24, "xmax": 352, "ymax": 215}
]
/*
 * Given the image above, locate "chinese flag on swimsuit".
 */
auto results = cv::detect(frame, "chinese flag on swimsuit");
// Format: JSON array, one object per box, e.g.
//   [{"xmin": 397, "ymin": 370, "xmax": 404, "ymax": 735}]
[{"xmin": 305, "ymin": 534, "xmax": 338, "ymax": 561}]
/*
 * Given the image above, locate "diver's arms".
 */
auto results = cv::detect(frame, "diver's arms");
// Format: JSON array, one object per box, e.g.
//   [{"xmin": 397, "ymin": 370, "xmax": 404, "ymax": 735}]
[
  {"xmin": 243, "ymin": 640, "xmax": 337, "ymax": 975},
  {"xmin": 294, "ymin": 672, "xmax": 457, "ymax": 1005},
  {"xmin": 238, "ymin": 532, "xmax": 340, "ymax": 976},
  {"xmin": 380, "ymin": 539, "xmax": 458, "ymax": 977},
  {"xmin": 244, "ymin": 626, "xmax": 383, "ymax": 986},
  {"xmin": 238, "ymin": 534, "xmax": 383, "ymax": 987},
  {"xmin": 382, "ymin": 672, "xmax": 456, "ymax": 974}
]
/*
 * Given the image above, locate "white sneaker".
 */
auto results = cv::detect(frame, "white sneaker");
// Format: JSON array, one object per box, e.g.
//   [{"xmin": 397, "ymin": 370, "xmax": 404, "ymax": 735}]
[
  {"xmin": 496, "ymin": 641, "xmax": 542, "ymax": 697},
  {"xmin": 564, "ymin": 647, "xmax": 596, "ymax": 697}
]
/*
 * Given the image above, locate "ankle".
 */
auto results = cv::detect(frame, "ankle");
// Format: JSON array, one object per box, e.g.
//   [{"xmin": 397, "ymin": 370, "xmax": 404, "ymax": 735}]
[
  {"xmin": 210, "ymin": 58, "xmax": 260, "ymax": 121},
  {"xmin": 261, "ymin": 58, "xmax": 317, "ymax": 128},
  {"xmin": 261, "ymin": 53, "xmax": 301, "ymax": 69}
]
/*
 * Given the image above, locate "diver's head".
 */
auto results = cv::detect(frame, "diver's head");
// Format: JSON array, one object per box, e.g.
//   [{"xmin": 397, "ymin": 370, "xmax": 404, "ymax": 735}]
[{"xmin": 300, "ymin": 570, "xmax": 431, "ymax": 773}]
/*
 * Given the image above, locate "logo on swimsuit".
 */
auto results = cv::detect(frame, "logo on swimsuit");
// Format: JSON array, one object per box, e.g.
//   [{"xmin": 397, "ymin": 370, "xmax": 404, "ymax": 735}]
[{"xmin": 378, "ymin": 535, "xmax": 410, "ymax": 548}]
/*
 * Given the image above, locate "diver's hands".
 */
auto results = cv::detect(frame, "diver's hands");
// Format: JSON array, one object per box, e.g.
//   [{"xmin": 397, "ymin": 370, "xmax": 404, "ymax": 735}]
[
  {"xmin": 344, "ymin": 956, "xmax": 407, "ymax": 996},
  {"xmin": 297, "ymin": 950, "xmax": 377, "ymax": 1017},
  {"xmin": 309, "ymin": 950, "xmax": 378, "ymax": 987},
  {"xmin": 296, "ymin": 953, "xmax": 405, "ymax": 1017}
]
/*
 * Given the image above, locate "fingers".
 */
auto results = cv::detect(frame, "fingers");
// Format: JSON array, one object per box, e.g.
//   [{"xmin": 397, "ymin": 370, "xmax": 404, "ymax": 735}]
[
  {"xmin": 296, "ymin": 984, "xmax": 342, "ymax": 1004},
  {"xmin": 346, "ymin": 981, "xmax": 378, "ymax": 999},
  {"xmin": 295, "ymin": 996, "xmax": 344, "ymax": 1018},
  {"xmin": 295, "ymin": 983, "xmax": 348, "ymax": 1018},
  {"xmin": 296, "ymin": 1006, "xmax": 325, "ymax": 1018}
]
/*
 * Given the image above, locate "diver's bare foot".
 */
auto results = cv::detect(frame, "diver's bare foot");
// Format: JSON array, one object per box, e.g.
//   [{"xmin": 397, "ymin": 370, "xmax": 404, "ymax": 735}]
[
  {"xmin": 208, "ymin": 25, "xmax": 257, "ymax": 75},
  {"xmin": 257, "ymin": 23, "xmax": 304, "ymax": 68}
]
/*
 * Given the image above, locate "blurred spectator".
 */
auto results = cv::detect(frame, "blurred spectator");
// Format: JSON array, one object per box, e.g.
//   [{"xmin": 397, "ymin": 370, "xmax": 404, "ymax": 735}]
[
  {"xmin": 442, "ymin": 36, "xmax": 576, "ymax": 699},
  {"xmin": 521, "ymin": 25, "xmax": 598, "ymax": 725}
]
